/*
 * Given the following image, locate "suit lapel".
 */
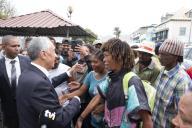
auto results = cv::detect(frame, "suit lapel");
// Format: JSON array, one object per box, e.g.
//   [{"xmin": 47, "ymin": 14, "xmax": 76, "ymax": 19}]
[
  {"xmin": 30, "ymin": 64, "xmax": 58, "ymax": 97},
  {"xmin": 18, "ymin": 55, "xmax": 28, "ymax": 72},
  {"xmin": 19, "ymin": 56, "xmax": 24, "ymax": 72},
  {"xmin": 30, "ymin": 64, "xmax": 50, "ymax": 82},
  {"xmin": 0, "ymin": 57, "xmax": 11, "ymax": 86}
]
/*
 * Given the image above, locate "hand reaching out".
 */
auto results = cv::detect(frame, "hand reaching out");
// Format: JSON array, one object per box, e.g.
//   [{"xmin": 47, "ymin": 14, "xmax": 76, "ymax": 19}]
[
  {"xmin": 68, "ymin": 63, "xmax": 84, "ymax": 75},
  {"xmin": 59, "ymin": 94, "xmax": 70, "ymax": 105},
  {"xmin": 68, "ymin": 81, "xmax": 81, "ymax": 92},
  {"xmin": 77, "ymin": 45, "xmax": 89, "ymax": 57}
]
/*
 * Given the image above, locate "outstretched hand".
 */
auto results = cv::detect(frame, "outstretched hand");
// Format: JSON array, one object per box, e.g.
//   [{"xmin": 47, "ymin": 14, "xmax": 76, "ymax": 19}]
[
  {"xmin": 77, "ymin": 45, "xmax": 89, "ymax": 57},
  {"xmin": 69, "ymin": 63, "xmax": 84, "ymax": 75},
  {"xmin": 68, "ymin": 81, "xmax": 81, "ymax": 92},
  {"xmin": 59, "ymin": 94, "xmax": 70, "ymax": 105}
]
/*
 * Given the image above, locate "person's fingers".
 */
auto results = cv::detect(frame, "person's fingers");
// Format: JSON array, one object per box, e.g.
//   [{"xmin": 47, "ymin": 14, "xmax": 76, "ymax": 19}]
[
  {"xmin": 69, "ymin": 81, "xmax": 79, "ymax": 85},
  {"xmin": 69, "ymin": 85, "xmax": 80, "ymax": 92},
  {"xmin": 77, "ymin": 44, "xmax": 81, "ymax": 47},
  {"xmin": 59, "ymin": 97, "xmax": 67, "ymax": 105}
]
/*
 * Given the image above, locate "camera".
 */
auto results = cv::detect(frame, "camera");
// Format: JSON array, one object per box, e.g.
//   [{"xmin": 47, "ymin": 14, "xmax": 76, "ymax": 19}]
[
  {"xmin": 70, "ymin": 40, "xmax": 79, "ymax": 51},
  {"xmin": 70, "ymin": 39, "xmax": 84, "ymax": 52},
  {"xmin": 78, "ymin": 59, "xmax": 85, "ymax": 64}
]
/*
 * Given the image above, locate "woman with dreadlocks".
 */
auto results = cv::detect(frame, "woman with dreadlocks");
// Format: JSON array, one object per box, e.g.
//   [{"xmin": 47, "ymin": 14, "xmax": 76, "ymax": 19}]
[
  {"xmin": 75, "ymin": 39, "xmax": 153, "ymax": 128},
  {"xmin": 97, "ymin": 38, "xmax": 153, "ymax": 128},
  {"xmin": 75, "ymin": 38, "xmax": 153, "ymax": 128}
]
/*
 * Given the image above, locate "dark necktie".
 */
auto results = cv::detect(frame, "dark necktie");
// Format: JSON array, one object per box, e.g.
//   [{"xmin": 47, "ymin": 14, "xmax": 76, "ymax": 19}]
[{"xmin": 10, "ymin": 60, "xmax": 16, "ymax": 97}]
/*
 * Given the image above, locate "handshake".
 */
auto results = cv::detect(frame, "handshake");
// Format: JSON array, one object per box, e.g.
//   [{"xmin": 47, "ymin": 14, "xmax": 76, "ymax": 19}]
[{"xmin": 59, "ymin": 89, "xmax": 81, "ymax": 107}]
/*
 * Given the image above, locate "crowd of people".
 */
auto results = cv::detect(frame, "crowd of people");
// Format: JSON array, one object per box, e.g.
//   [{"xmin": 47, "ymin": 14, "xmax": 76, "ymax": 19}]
[{"xmin": 0, "ymin": 35, "xmax": 192, "ymax": 128}]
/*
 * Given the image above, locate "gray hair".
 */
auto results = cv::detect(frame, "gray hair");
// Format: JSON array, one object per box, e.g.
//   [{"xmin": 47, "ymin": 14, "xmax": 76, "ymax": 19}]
[
  {"xmin": 27, "ymin": 37, "xmax": 51, "ymax": 60},
  {"xmin": 2, "ymin": 35, "xmax": 17, "ymax": 45}
]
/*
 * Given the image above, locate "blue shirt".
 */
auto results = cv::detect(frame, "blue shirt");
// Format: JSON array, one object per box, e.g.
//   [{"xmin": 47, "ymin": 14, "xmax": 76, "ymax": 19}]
[{"xmin": 83, "ymin": 71, "xmax": 107, "ymax": 98}]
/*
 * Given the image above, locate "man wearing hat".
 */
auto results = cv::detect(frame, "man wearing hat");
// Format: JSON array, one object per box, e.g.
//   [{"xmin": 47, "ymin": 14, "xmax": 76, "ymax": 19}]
[
  {"xmin": 134, "ymin": 41, "xmax": 161, "ymax": 86},
  {"xmin": 93, "ymin": 40, "xmax": 102, "ymax": 49},
  {"xmin": 152, "ymin": 39, "xmax": 192, "ymax": 128}
]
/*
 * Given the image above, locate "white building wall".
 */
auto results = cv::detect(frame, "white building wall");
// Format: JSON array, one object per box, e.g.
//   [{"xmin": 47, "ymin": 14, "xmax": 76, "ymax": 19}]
[
  {"xmin": 168, "ymin": 21, "xmax": 192, "ymax": 43},
  {"xmin": 156, "ymin": 22, "xmax": 169, "ymax": 32},
  {"xmin": 156, "ymin": 20, "xmax": 192, "ymax": 43}
]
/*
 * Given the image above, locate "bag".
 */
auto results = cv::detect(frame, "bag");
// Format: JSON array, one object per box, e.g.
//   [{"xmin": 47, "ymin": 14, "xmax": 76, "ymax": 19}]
[
  {"xmin": 122, "ymin": 72, "xmax": 156, "ymax": 112},
  {"xmin": 120, "ymin": 72, "xmax": 156, "ymax": 128}
]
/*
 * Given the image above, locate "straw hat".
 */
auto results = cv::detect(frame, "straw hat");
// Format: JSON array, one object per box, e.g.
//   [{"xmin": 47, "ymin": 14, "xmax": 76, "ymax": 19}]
[{"xmin": 134, "ymin": 41, "xmax": 155, "ymax": 55}]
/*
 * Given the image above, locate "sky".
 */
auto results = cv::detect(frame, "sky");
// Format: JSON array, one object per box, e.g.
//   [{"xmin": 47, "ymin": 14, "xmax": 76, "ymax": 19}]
[{"xmin": 10, "ymin": 0, "xmax": 192, "ymax": 40}]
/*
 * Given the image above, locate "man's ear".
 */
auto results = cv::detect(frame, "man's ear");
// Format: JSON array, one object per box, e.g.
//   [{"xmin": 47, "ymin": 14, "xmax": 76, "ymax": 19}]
[
  {"xmin": 39, "ymin": 51, "xmax": 47, "ymax": 60},
  {"xmin": 171, "ymin": 115, "xmax": 179, "ymax": 128},
  {"xmin": 2, "ymin": 44, "xmax": 6, "ymax": 50}
]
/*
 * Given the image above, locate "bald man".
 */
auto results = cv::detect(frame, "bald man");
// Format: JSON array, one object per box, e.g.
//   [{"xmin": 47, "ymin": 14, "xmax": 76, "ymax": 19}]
[
  {"xmin": 172, "ymin": 92, "xmax": 192, "ymax": 128},
  {"xmin": 0, "ymin": 35, "xmax": 30, "ymax": 128}
]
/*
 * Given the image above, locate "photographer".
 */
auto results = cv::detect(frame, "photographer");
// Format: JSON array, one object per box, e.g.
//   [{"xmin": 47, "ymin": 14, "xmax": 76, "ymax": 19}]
[{"xmin": 61, "ymin": 39, "xmax": 78, "ymax": 67}]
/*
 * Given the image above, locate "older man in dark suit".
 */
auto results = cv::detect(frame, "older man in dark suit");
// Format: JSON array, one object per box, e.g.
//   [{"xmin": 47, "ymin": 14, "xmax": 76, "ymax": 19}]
[
  {"xmin": 0, "ymin": 35, "xmax": 30, "ymax": 128},
  {"xmin": 16, "ymin": 37, "xmax": 81, "ymax": 128}
]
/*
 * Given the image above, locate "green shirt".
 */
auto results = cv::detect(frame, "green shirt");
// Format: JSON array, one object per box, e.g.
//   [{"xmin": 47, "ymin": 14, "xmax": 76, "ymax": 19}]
[{"xmin": 134, "ymin": 58, "xmax": 161, "ymax": 86}]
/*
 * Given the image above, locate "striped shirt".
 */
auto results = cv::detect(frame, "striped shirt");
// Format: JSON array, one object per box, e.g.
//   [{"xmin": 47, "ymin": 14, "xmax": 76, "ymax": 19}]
[{"xmin": 152, "ymin": 64, "xmax": 192, "ymax": 128}]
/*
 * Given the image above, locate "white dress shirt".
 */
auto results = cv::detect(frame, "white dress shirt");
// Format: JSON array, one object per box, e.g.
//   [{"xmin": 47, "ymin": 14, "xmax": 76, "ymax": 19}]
[
  {"xmin": 49, "ymin": 63, "xmax": 70, "ymax": 97},
  {"xmin": 0, "ymin": 50, "xmax": 4, "ymax": 59},
  {"xmin": 49, "ymin": 63, "xmax": 70, "ymax": 79},
  {"xmin": 31, "ymin": 62, "xmax": 49, "ymax": 77},
  {"xmin": 5, "ymin": 56, "xmax": 21, "ymax": 86}
]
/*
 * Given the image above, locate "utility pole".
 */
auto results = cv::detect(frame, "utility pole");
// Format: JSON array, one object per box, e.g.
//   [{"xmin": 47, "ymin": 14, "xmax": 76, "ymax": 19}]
[{"xmin": 67, "ymin": 6, "xmax": 73, "ymax": 38}]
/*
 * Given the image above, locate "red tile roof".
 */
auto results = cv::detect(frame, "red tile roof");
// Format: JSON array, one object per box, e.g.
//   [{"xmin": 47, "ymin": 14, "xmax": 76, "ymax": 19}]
[{"xmin": 0, "ymin": 10, "xmax": 95, "ymax": 38}]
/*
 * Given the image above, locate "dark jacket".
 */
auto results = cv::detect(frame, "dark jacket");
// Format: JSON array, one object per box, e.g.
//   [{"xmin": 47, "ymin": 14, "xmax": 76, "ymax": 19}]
[
  {"xmin": 16, "ymin": 64, "xmax": 80, "ymax": 128},
  {"xmin": 0, "ymin": 55, "xmax": 30, "ymax": 123}
]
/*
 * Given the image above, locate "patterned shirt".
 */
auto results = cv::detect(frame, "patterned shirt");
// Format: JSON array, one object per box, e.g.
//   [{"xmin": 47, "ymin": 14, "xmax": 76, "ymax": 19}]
[
  {"xmin": 152, "ymin": 64, "xmax": 192, "ymax": 128},
  {"xmin": 98, "ymin": 70, "xmax": 150, "ymax": 128}
]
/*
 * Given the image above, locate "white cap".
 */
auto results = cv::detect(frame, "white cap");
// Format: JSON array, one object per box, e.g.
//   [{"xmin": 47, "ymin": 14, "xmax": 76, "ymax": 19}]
[{"xmin": 93, "ymin": 40, "xmax": 102, "ymax": 45}]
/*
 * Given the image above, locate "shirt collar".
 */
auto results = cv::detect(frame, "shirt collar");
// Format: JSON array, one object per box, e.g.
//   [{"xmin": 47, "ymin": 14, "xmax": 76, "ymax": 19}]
[
  {"xmin": 135, "ymin": 59, "xmax": 154, "ymax": 70},
  {"xmin": 31, "ymin": 62, "xmax": 49, "ymax": 77},
  {"xmin": 162, "ymin": 63, "xmax": 180, "ymax": 78},
  {"xmin": 147, "ymin": 59, "xmax": 155, "ymax": 69},
  {"xmin": 108, "ymin": 68, "xmax": 127, "ymax": 82},
  {"xmin": 5, "ymin": 56, "xmax": 19, "ymax": 63},
  {"xmin": 0, "ymin": 50, "xmax": 4, "ymax": 56}
]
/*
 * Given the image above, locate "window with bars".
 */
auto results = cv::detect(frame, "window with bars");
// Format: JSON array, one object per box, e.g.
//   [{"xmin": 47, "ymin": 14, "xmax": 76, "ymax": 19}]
[{"xmin": 179, "ymin": 27, "xmax": 186, "ymax": 36}]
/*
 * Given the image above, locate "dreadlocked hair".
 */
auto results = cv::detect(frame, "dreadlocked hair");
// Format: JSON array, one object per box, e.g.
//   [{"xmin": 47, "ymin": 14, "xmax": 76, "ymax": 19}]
[{"xmin": 101, "ymin": 38, "xmax": 135, "ymax": 72}]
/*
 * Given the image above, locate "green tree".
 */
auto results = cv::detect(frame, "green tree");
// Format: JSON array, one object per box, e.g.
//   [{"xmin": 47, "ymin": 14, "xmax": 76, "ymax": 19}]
[
  {"xmin": 114, "ymin": 27, "xmax": 121, "ymax": 38},
  {"xmin": 0, "ymin": 0, "xmax": 15, "ymax": 19},
  {"xmin": 83, "ymin": 28, "xmax": 98, "ymax": 43}
]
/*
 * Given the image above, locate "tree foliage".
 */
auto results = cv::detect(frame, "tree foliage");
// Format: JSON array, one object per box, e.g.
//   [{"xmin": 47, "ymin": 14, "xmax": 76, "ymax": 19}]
[
  {"xmin": 114, "ymin": 27, "xmax": 121, "ymax": 38},
  {"xmin": 83, "ymin": 28, "xmax": 98, "ymax": 43},
  {"xmin": 0, "ymin": 0, "xmax": 15, "ymax": 19}
]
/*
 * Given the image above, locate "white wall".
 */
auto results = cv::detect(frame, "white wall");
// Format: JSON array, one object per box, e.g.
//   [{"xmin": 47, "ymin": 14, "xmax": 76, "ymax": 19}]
[
  {"xmin": 156, "ymin": 20, "xmax": 192, "ymax": 43},
  {"xmin": 168, "ymin": 20, "xmax": 192, "ymax": 43}
]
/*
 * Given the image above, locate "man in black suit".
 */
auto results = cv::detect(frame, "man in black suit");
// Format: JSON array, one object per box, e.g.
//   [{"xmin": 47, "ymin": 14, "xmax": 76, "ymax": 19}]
[
  {"xmin": 0, "ymin": 35, "xmax": 30, "ymax": 128},
  {"xmin": 17, "ymin": 37, "xmax": 81, "ymax": 128}
]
